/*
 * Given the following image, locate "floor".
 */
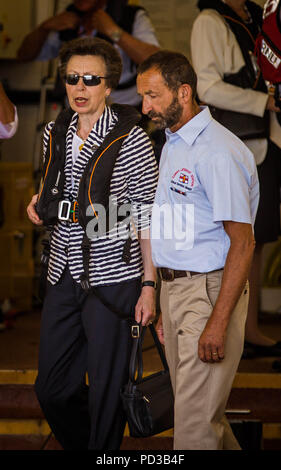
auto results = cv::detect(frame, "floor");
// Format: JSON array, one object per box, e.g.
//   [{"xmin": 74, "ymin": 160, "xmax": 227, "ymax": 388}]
[
  {"xmin": 1, "ymin": 308, "xmax": 281, "ymax": 374},
  {"xmin": 1, "ymin": 307, "xmax": 281, "ymax": 451}
]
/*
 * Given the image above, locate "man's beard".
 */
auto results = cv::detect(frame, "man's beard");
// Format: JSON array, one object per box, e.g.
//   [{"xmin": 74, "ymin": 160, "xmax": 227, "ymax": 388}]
[{"xmin": 148, "ymin": 96, "xmax": 183, "ymax": 129}]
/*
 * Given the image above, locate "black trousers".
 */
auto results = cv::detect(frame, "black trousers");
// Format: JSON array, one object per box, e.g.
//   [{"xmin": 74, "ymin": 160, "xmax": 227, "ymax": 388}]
[
  {"xmin": 255, "ymin": 139, "xmax": 281, "ymax": 244},
  {"xmin": 35, "ymin": 267, "xmax": 141, "ymax": 450}
]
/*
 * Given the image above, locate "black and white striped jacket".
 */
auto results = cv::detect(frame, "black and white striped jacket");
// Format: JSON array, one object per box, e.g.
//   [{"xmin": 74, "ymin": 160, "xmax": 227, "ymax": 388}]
[{"xmin": 43, "ymin": 105, "xmax": 159, "ymax": 286}]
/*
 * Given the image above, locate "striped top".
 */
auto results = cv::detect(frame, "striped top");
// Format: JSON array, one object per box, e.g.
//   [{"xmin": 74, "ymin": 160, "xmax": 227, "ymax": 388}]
[{"xmin": 43, "ymin": 105, "xmax": 159, "ymax": 286}]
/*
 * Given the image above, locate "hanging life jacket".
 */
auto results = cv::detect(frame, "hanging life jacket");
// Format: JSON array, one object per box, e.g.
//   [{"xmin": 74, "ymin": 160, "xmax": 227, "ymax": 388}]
[
  {"xmin": 255, "ymin": 0, "xmax": 281, "ymax": 84},
  {"xmin": 254, "ymin": 0, "xmax": 281, "ymax": 121},
  {"xmin": 36, "ymin": 103, "xmax": 141, "ymax": 293}
]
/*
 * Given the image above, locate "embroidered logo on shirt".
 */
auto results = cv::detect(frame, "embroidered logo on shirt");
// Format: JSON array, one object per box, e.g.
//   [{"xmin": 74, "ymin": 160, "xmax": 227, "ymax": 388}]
[{"xmin": 170, "ymin": 168, "xmax": 195, "ymax": 195}]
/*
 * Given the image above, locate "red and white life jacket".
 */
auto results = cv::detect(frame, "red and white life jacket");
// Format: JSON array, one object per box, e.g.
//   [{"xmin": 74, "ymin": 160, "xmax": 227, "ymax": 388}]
[{"xmin": 255, "ymin": 0, "xmax": 281, "ymax": 83}]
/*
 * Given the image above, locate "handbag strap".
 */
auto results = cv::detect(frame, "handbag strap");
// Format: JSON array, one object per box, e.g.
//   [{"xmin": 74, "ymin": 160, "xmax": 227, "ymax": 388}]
[
  {"xmin": 128, "ymin": 323, "xmax": 145, "ymax": 383},
  {"xmin": 148, "ymin": 323, "xmax": 169, "ymax": 370},
  {"xmin": 128, "ymin": 321, "xmax": 169, "ymax": 384}
]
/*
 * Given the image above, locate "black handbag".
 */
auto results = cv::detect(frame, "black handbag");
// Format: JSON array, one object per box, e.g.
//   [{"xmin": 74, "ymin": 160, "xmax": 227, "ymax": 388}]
[
  {"xmin": 209, "ymin": 106, "xmax": 269, "ymax": 140},
  {"xmin": 120, "ymin": 322, "xmax": 174, "ymax": 438},
  {"xmin": 209, "ymin": 66, "xmax": 269, "ymax": 140}
]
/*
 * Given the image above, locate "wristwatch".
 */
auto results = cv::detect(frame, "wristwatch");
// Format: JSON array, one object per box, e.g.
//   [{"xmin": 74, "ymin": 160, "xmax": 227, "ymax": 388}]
[
  {"xmin": 142, "ymin": 280, "xmax": 157, "ymax": 289},
  {"xmin": 110, "ymin": 27, "xmax": 123, "ymax": 43}
]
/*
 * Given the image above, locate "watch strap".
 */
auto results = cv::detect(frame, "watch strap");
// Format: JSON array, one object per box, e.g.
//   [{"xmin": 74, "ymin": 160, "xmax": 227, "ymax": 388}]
[
  {"xmin": 110, "ymin": 27, "xmax": 123, "ymax": 43},
  {"xmin": 142, "ymin": 280, "xmax": 157, "ymax": 289}
]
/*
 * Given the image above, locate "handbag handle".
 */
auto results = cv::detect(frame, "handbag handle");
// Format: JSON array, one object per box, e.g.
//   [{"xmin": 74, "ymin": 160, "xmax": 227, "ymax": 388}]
[
  {"xmin": 128, "ymin": 322, "xmax": 169, "ymax": 384},
  {"xmin": 148, "ymin": 323, "xmax": 169, "ymax": 370}
]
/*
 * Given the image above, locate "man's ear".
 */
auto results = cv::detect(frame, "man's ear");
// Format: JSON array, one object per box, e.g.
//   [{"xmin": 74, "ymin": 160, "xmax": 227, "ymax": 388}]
[
  {"xmin": 178, "ymin": 84, "xmax": 192, "ymax": 103},
  {"xmin": 105, "ymin": 87, "xmax": 112, "ymax": 98}
]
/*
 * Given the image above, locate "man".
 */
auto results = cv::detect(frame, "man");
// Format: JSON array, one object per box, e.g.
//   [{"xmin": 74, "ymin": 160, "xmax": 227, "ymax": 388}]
[
  {"xmin": 17, "ymin": 0, "xmax": 159, "ymax": 106},
  {"xmin": 137, "ymin": 50, "xmax": 258, "ymax": 450}
]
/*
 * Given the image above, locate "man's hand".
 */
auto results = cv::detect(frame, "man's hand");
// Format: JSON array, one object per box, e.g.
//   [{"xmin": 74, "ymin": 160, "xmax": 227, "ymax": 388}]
[
  {"xmin": 135, "ymin": 286, "xmax": 156, "ymax": 326},
  {"xmin": 156, "ymin": 313, "xmax": 165, "ymax": 345},
  {"xmin": 85, "ymin": 9, "xmax": 119, "ymax": 37},
  {"xmin": 198, "ymin": 318, "xmax": 226, "ymax": 363},
  {"xmin": 42, "ymin": 11, "xmax": 81, "ymax": 32},
  {"xmin": 27, "ymin": 194, "xmax": 43, "ymax": 226},
  {"xmin": 197, "ymin": 221, "xmax": 255, "ymax": 364}
]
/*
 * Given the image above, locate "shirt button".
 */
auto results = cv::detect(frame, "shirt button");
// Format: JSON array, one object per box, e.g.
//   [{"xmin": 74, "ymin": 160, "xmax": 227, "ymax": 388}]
[{"xmin": 64, "ymin": 247, "xmax": 68, "ymax": 254}]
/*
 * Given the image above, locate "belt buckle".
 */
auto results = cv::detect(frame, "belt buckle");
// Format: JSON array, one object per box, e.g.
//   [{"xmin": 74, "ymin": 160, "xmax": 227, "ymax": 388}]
[
  {"xmin": 58, "ymin": 200, "xmax": 71, "ymax": 221},
  {"xmin": 159, "ymin": 268, "xmax": 175, "ymax": 282},
  {"xmin": 131, "ymin": 325, "xmax": 140, "ymax": 338}
]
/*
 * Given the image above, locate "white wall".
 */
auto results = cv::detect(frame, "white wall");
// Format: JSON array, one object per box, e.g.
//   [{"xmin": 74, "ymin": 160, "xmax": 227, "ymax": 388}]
[
  {"xmin": 0, "ymin": 0, "xmax": 55, "ymax": 89},
  {"xmin": 141, "ymin": 0, "xmax": 199, "ymax": 59}
]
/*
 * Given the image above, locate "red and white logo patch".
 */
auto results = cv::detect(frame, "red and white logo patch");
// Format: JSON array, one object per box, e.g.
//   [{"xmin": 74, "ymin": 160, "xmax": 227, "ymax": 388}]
[{"xmin": 170, "ymin": 168, "xmax": 195, "ymax": 195}]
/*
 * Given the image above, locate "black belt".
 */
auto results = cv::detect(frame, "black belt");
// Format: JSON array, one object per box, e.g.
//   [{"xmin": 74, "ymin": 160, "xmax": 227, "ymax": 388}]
[{"xmin": 158, "ymin": 267, "xmax": 223, "ymax": 282}]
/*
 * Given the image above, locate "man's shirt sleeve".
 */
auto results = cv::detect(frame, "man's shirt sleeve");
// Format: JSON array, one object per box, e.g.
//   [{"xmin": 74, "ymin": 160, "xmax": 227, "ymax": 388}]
[
  {"xmin": 132, "ymin": 9, "xmax": 160, "ymax": 46},
  {"xmin": 196, "ymin": 150, "xmax": 258, "ymax": 224},
  {"xmin": 36, "ymin": 32, "xmax": 61, "ymax": 61}
]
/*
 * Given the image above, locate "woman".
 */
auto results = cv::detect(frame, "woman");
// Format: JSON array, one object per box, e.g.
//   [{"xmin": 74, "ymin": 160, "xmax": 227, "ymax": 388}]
[
  {"xmin": 191, "ymin": 0, "xmax": 281, "ymax": 357},
  {"xmin": 27, "ymin": 37, "xmax": 158, "ymax": 450}
]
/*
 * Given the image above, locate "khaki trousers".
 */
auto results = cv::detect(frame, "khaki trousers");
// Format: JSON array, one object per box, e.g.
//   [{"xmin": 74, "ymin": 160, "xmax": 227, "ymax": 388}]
[{"xmin": 160, "ymin": 269, "xmax": 249, "ymax": 450}]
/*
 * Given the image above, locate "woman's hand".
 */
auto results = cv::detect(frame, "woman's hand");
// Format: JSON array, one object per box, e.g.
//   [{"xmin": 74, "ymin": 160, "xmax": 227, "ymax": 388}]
[
  {"xmin": 266, "ymin": 95, "xmax": 281, "ymax": 113},
  {"xmin": 27, "ymin": 194, "xmax": 43, "ymax": 226},
  {"xmin": 135, "ymin": 286, "xmax": 156, "ymax": 327}
]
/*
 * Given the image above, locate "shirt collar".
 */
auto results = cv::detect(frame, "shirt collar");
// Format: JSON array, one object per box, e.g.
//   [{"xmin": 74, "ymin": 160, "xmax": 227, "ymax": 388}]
[
  {"xmin": 71, "ymin": 105, "xmax": 118, "ymax": 142},
  {"xmin": 165, "ymin": 106, "xmax": 213, "ymax": 146},
  {"xmin": 91, "ymin": 105, "xmax": 118, "ymax": 140}
]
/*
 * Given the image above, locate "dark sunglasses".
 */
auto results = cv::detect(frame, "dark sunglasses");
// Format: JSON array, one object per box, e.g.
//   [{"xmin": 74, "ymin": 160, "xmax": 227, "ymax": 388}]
[{"xmin": 65, "ymin": 74, "xmax": 109, "ymax": 86}]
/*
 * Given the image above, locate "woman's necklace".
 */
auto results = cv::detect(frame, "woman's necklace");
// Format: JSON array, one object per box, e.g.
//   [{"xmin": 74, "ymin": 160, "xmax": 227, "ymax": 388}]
[
  {"xmin": 78, "ymin": 139, "xmax": 86, "ymax": 152},
  {"xmin": 77, "ymin": 124, "xmax": 88, "ymax": 152}
]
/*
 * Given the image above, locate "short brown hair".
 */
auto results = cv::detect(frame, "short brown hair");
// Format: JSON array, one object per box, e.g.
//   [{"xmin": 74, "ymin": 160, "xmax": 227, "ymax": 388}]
[
  {"xmin": 138, "ymin": 50, "xmax": 197, "ymax": 98},
  {"xmin": 58, "ymin": 37, "xmax": 122, "ymax": 89}
]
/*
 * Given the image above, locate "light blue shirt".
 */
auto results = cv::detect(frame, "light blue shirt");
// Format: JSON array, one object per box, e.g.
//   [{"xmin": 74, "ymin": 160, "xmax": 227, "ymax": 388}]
[{"xmin": 151, "ymin": 107, "xmax": 259, "ymax": 272}]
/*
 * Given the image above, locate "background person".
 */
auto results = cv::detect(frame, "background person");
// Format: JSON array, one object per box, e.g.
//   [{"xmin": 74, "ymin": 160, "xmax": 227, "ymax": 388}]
[
  {"xmin": 191, "ymin": 0, "xmax": 281, "ymax": 357},
  {"xmin": 0, "ymin": 81, "xmax": 18, "ymax": 140},
  {"xmin": 17, "ymin": 0, "xmax": 160, "ymax": 107},
  {"xmin": 137, "ymin": 50, "xmax": 258, "ymax": 450},
  {"xmin": 26, "ymin": 37, "xmax": 158, "ymax": 450}
]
